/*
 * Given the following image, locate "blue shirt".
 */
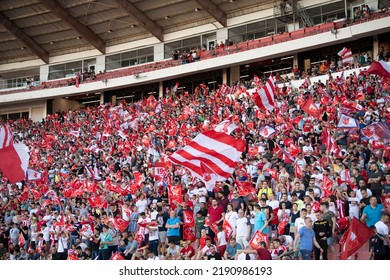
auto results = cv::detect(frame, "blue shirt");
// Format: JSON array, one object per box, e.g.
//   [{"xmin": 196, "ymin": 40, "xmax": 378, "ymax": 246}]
[
  {"xmin": 362, "ymin": 204, "xmax": 384, "ymax": 227},
  {"xmin": 166, "ymin": 217, "xmax": 180, "ymax": 237},
  {"xmin": 298, "ymin": 226, "xmax": 315, "ymax": 251},
  {"xmin": 226, "ymin": 243, "xmax": 242, "ymax": 259},
  {"xmin": 254, "ymin": 211, "xmax": 268, "ymax": 233}
]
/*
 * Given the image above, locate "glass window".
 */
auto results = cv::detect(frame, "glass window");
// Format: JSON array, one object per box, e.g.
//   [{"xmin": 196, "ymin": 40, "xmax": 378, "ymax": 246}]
[
  {"xmin": 182, "ymin": 37, "xmax": 200, "ymax": 50},
  {"xmin": 322, "ymin": 1, "xmax": 344, "ymax": 14},
  {"xmin": 21, "ymin": 112, "xmax": 29, "ymax": 119},
  {"xmin": 65, "ymin": 61, "xmax": 82, "ymax": 70},
  {"xmin": 105, "ymin": 54, "xmax": 120, "ymax": 64},
  {"xmin": 247, "ymin": 21, "xmax": 266, "ymax": 32},
  {"xmin": 138, "ymin": 47, "xmax": 153, "ymax": 56},
  {"xmin": 307, "ymin": 7, "xmax": 321, "ymax": 17},
  {"xmin": 121, "ymin": 50, "xmax": 137, "ymax": 60},
  {"xmin": 8, "ymin": 113, "xmax": 20, "ymax": 121},
  {"xmin": 266, "ymin": 19, "xmax": 275, "ymax": 28}
]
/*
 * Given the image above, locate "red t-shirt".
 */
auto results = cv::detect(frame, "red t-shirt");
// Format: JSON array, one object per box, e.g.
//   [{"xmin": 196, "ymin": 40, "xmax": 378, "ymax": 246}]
[
  {"xmin": 180, "ymin": 246, "xmax": 195, "ymax": 258},
  {"xmin": 208, "ymin": 206, "xmax": 224, "ymax": 224},
  {"xmin": 256, "ymin": 248, "xmax": 272, "ymax": 260}
]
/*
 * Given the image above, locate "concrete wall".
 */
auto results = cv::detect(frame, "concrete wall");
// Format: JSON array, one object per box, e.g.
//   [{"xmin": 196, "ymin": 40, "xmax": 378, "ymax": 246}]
[
  {"xmin": 0, "ymin": 100, "xmax": 46, "ymax": 122},
  {"xmin": 52, "ymin": 98, "xmax": 81, "ymax": 113}
]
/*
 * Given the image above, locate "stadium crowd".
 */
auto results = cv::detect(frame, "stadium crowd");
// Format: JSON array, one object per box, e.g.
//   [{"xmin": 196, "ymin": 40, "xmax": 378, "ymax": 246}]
[{"xmin": 0, "ymin": 58, "xmax": 390, "ymax": 261}]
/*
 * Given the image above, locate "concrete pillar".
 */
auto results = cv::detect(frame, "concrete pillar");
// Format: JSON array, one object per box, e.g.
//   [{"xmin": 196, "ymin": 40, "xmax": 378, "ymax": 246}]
[
  {"xmin": 230, "ymin": 65, "xmax": 240, "ymax": 84},
  {"xmin": 158, "ymin": 81, "xmax": 164, "ymax": 98},
  {"xmin": 216, "ymin": 28, "xmax": 228, "ymax": 45},
  {"xmin": 222, "ymin": 68, "xmax": 228, "ymax": 84},
  {"xmin": 112, "ymin": 95, "xmax": 117, "ymax": 106},
  {"xmin": 39, "ymin": 65, "xmax": 49, "ymax": 81},
  {"xmin": 100, "ymin": 92, "xmax": 104, "ymax": 105},
  {"xmin": 373, "ymin": 35, "xmax": 379, "ymax": 61},
  {"xmin": 293, "ymin": 53, "xmax": 299, "ymax": 69},
  {"xmin": 95, "ymin": 55, "xmax": 106, "ymax": 74},
  {"xmin": 154, "ymin": 43, "xmax": 165, "ymax": 62}
]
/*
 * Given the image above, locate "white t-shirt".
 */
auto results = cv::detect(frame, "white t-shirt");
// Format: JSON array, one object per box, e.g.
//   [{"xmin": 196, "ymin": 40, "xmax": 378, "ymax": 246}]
[
  {"xmin": 225, "ymin": 211, "xmax": 238, "ymax": 229},
  {"xmin": 356, "ymin": 189, "xmax": 372, "ymax": 201},
  {"xmin": 235, "ymin": 217, "xmax": 249, "ymax": 237},
  {"xmin": 268, "ymin": 200, "xmax": 279, "ymax": 210},
  {"xmin": 136, "ymin": 199, "xmax": 148, "ymax": 213},
  {"xmin": 148, "ymin": 226, "xmax": 159, "ymax": 241},
  {"xmin": 217, "ymin": 231, "xmax": 227, "ymax": 246},
  {"xmin": 375, "ymin": 220, "xmax": 389, "ymax": 237},
  {"xmin": 294, "ymin": 217, "xmax": 305, "ymax": 233}
]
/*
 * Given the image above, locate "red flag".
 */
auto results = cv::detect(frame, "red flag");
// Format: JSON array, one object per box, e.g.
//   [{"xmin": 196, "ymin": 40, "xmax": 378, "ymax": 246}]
[
  {"xmin": 113, "ymin": 216, "xmax": 130, "ymax": 232},
  {"xmin": 322, "ymin": 175, "xmax": 333, "ymax": 198},
  {"xmin": 294, "ymin": 164, "xmax": 302, "ymax": 179},
  {"xmin": 183, "ymin": 210, "xmax": 195, "ymax": 227},
  {"xmin": 183, "ymin": 225, "xmax": 196, "ymax": 241},
  {"xmin": 248, "ymin": 146, "xmax": 259, "ymax": 157},
  {"xmin": 249, "ymin": 230, "xmax": 269, "ymax": 249},
  {"xmin": 19, "ymin": 233, "xmax": 26, "ymax": 247},
  {"xmin": 302, "ymin": 95, "xmax": 322, "ymax": 119},
  {"xmin": 236, "ymin": 181, "xmax": 257, "ymax": 196},
  {"xmin": 366, "ymin": 60, "xmax": 390, "ymax": 79},
  {"xmin": 168, "ymin": 184, "xmax": 183, "ymax": 209},
  {"xmin": 88, "ymin": 196, "xmax": 104, "ymax": 208},
  {"xmin": 278, "ymin": 220, "xmax": 288, "ymax": 235},
  {"xmin": 0, "ymin": 125, "xmax": 29, "ymax": 183},
  {"xmin": 110, "ymin": 252, "xmax": 125, "ymax": 260},
  {"xmin": 340, "ymin": 218, "xmax": 375, "ymax": 260},
  {"xmin": 381, "ymin": 194, "xmax": 390, "ymax": 212},
  {"xmin": 253, "ymin": 74, "xmax": 261, "ymax": 85},
  {"xmin": 222, "ymin": 219, "xmax": 233, "ymax": 241}
]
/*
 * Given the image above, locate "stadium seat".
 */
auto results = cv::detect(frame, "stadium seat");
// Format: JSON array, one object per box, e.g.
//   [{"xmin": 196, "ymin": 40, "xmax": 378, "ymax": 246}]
[
  {"xmin": 305, "ymin": 25, "xmax": 319, "ymax": 35},
  {"xmin": 290, "ymin": 29, "xmax": 305, "ymax": 39},
  {"xmin": 318, "ymin": 22, "xmax": 335, "ymax": 33},
  {"xmin": 273, "ymin": 32, "xmax": 291, "ymax": 44},
  {"xmin": 259, "ymin": 36, "xmax": 273, "ymax": 46}
]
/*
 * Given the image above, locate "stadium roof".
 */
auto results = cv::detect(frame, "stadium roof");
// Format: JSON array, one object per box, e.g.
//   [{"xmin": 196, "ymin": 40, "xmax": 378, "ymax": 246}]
[{"xmin": 0, "ymin": 0, "xmax": 275, "ymax": 65}]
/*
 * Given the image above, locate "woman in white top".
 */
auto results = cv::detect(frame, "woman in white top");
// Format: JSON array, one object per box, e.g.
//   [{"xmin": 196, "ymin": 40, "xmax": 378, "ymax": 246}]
[
  {"xmin": 216, "ymin": 225, "xmax": 227, "ymax": 256},
  {"xmin": 225, "ymin": 204, "xmax": 238, "ymax": 230}
]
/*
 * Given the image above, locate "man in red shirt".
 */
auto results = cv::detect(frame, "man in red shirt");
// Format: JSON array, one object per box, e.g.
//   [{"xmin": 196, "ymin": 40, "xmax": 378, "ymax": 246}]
[
  {"xmin": 208, "ymin": 199, "xmax": 224, "ymax": 242},
  {"xmin": 180, "ymin": 240, "xmax": 195, "ymax": 260},
  {"xmin": 238, "ymin": 241, "xmax": 272, "ymax": 260}
]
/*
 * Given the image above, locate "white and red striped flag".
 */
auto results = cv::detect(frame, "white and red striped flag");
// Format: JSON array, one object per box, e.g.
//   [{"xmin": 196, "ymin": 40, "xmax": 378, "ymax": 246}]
[
  {"xmin": 338, "ymin": 47, "xmax": 353, "ymax": 64},
  {"xmin": 168, "ymin": 130, "xmax": 245, "ymax": 190},
  {"xmin": 0, "ymin": 125, "xmax": 29, "ymax": 183},
  {"xmin": 253, "ymin": 75, "xmax": 276, "ymax": 112},
  {"xmin": 366, "ymin": 60, "xmax": 390, "ymax": 79}
]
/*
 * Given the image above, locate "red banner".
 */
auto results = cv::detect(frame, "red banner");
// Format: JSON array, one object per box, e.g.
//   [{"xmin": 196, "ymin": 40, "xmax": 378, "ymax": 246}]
[
  {"xmin": 113, "ymin": 216, "xmax": 130, "ymax": 232},
  {"xmin": 340, "ymin": 218, "xmax": 375, "ymax": 260},
  {"xmin": 183, "ymin": 210, "xmax": 195, "ymax": 227},
  {"xmin": 236, "ymin": 181, "xmax": 257, "ymax": 196},
  {"xmin": 222, "ymin": 219, "xmax": 233, "ymax": 241},
  {"xmin": 168, "ymin": 184, "xmax": 183, "ymax": 209},
  {"xmin": 110, "ymin": 252, "xmax": 125, "ymax": 260},
  {"xmin": 183, "ymin": 225, "xmax": 196, "ymax": 241},
  {"xmin": 249, "ymin": 230, "xmax": 269, "ymax": 249}
]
